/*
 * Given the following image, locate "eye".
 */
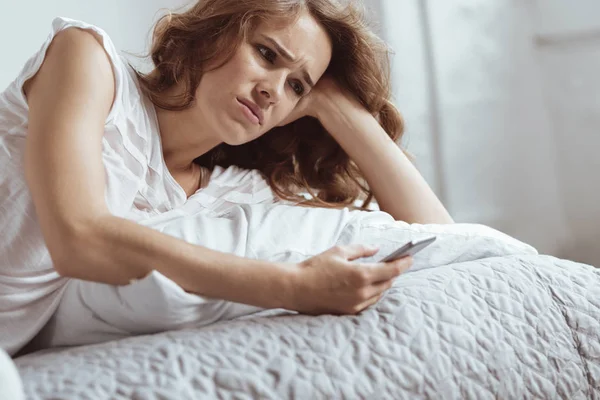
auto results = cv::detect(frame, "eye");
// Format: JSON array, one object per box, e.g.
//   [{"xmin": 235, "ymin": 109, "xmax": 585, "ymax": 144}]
[
  {"xmin": 289, "ymin": 80, "xmax": 305, "ymax": 96},
  {"xmin": 257, "ymin": 45, "xmax": 276, "ymax": 63}
]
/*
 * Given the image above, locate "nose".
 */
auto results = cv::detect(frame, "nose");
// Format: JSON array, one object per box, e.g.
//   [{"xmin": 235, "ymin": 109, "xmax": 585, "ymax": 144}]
[{"xmin": 257, "ymin": 71, "xmax": 286, "ymax": 106}]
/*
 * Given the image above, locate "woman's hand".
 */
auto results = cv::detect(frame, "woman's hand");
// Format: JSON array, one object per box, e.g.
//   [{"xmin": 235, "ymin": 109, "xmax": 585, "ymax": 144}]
[
  {"xmin": 286, "ymin": 244, "xmax": 413, "ymax": 315},
  {"xmin": 277, "ymin": 75, "xmax": 348, "ymax": 127}
]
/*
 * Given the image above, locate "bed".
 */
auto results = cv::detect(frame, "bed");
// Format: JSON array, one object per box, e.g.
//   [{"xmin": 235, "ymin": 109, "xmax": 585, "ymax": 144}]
[{"xmin": 12, "ymin": 220, "xmax": 600, "ymax": 399}]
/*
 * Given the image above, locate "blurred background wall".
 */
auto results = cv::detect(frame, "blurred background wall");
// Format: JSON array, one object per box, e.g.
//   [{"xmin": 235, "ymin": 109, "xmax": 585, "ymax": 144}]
[
  {"xmin": 1, "ymin": 0, "xmax": 598, "ymax": 266},
  {"xmin": 0, "ymin": 0, "xmax": 187, "ymax": 86},
  {"xmin": 367, "ymin": 0, "xmax": 599, "ymax": 266}
]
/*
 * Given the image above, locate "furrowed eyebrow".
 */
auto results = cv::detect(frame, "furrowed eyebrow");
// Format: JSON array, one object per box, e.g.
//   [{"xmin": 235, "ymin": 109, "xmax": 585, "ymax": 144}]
[{"xmin": 261, "ymin": 35, "xmax": 315, "ymax": 88}]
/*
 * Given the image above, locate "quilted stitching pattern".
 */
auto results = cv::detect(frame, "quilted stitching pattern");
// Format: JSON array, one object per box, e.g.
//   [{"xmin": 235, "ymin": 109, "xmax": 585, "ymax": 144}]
[{"xmin": 16, "ymin": 255, "xmax": 600, "ymax": 399}]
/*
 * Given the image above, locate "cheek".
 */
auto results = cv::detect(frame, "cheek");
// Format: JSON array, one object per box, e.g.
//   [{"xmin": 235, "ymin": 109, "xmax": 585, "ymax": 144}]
[
  {"xmin": 201, "ymin": 71, "xmax": 228, "ymax": 92},
  {"xmin": 199, "ymin": 57, "xmax": 244, "ymax": 91},
  {"xmin": 196, "ymin": 71, "xmax": 235, "ymax": 109},
  {"xmin": 270, "ymin": 105, "xmax": 294, "ymax": 126}
]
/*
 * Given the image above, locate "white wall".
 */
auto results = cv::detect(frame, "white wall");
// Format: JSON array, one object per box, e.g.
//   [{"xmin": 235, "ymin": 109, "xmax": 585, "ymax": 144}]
[
  {"xmin": 0, "ymin": 0, "xmax": 190, "ymax": 90},
  {"xmin": 377, "ymin": 0, "xmax": 599, "ymax": 266},
  {"xmin": 532, "ymin": 0, "xmax": 600, "ymax": 266}
]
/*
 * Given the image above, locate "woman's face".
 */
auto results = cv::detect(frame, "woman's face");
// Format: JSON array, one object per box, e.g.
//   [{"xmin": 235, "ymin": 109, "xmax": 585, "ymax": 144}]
[{"xmin": 196, "ymin": 10, "xmax": 333, "ymax": 145}]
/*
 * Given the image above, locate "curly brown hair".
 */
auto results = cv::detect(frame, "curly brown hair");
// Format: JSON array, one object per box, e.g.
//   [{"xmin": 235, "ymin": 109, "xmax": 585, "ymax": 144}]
[{"xmin": 136, "ymin": 0, "xmax": 405, "ymax": 210}]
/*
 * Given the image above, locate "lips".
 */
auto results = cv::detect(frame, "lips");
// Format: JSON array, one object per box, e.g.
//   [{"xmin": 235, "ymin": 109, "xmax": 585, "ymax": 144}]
[{"xmin": 237, "ymin": 97, "xmax": 264, "ymax": 125}]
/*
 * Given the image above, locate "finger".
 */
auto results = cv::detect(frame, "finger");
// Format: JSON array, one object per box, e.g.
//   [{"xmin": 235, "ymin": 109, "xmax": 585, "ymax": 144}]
[
  {"xmin": 368, "ymin": 256, "xmax": 413, "ymax": 283},
  {"xmin": 335, "ymin": 244, "xmax": 380, "ymax": 261},
  {"xmin": 364, "ymin": 279, "xmax": 394, "ymax": 299},
  {"xmin": 277, "ymin": 97, "xmax": 310, "ymax": 127},
  {"xmin": 354, "ymin": 293, "xmax": 383, "ymax": 314}
]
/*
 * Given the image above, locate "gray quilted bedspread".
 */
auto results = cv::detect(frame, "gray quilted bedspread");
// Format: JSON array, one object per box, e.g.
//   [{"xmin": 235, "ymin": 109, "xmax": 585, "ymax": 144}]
[{"xmin": 15, "ymin": 254, "xmax": 600, "ymax": 399}]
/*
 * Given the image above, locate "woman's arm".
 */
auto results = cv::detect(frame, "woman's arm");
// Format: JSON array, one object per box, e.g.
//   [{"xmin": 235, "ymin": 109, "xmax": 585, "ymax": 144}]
[
  {"xmin": 311, "ymin": 79, "xmax": 454, "ymax": 224},
  {"xmin": 73, "ymin": 214, "xmax": 296, "ymax": 309},
  {"xmin": 24, "ymin": 28, "xmax": 295, "ymax": 309},
  {"xmin": 24, "ymin": 28, "xmax": 406, "ymax": 315}
]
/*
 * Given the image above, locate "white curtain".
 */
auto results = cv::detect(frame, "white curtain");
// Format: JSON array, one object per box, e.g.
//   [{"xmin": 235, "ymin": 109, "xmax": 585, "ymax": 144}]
[{"xmin": 367, "ymin": 0, "xmax": 570, "ymax": 257}]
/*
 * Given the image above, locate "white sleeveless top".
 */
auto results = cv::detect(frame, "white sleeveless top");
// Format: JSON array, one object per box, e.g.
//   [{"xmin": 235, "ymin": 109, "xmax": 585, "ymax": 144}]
[{"xmin": 0, "ymin": 17, "xmax": 279, "ymax": 355}]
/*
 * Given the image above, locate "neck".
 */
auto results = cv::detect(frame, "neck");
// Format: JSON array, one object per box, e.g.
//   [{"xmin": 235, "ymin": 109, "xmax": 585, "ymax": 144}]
[{"xmin": 154, "ymin": 102, "xmax": 221, "ymax": 174}]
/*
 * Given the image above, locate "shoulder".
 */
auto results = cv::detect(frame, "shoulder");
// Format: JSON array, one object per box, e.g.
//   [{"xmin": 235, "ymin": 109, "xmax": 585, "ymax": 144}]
[
  {"xmin": 45, "ymin": 26, "xmax": 114, "ymax": 82},
  {"xmin": 23, "ymin": 25, "xmax": 116, "ymax": 113}
]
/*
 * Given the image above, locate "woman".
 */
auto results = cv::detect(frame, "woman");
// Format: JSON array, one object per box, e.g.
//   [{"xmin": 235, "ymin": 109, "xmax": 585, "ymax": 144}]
[{"xmin": 0, "ymin": 0, "xmax": 453, "ymax": 355}]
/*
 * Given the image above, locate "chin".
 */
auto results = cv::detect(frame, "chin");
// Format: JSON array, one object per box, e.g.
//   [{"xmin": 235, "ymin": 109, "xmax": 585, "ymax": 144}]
[
  {"xmin": 223, "ymin": 123, "xmax": 265, "ymax": 145},
  {"xmin": 222, "ymin": 130, "xmax": 258, "ymax": 146}
]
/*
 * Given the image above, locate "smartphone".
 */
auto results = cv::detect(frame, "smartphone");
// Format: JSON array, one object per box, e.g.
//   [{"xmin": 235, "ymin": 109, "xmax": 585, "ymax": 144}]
[{"xmin": 378, "ymin": 235, "xmax": 436, "ymax": 263}]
